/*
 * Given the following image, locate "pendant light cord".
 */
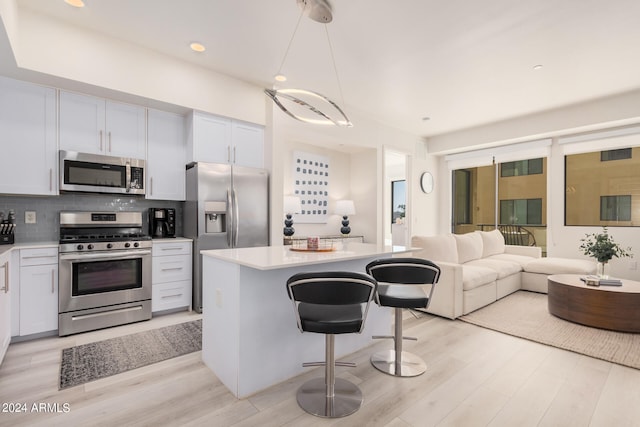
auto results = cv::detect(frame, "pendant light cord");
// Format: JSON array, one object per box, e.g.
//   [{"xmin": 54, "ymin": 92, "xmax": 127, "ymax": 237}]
[
  {"xmin": 276, "ymin": 8, "xmax": 306, "ymax": 77},
  {"xmin": 324, "ymin": 24, "xmax": 347, "ymax": 111}
]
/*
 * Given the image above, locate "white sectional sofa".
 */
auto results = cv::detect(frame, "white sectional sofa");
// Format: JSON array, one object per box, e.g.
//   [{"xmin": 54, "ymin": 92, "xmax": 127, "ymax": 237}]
[{"xmin": 411, "ymin": 230, "xmax": 596, "ymax": 319}]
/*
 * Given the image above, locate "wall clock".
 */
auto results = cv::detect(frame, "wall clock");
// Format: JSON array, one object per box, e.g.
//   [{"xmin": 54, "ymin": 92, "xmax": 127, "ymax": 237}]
[{"xmin": 420, "ymin": 172, "xmax": 434, "ymax": 194}]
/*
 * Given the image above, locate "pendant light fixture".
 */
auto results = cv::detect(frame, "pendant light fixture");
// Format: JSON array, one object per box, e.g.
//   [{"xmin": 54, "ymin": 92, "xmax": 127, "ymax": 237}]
[{"xmin": 265, "ymin": 0, "xmax": 352, "ymax": 127}]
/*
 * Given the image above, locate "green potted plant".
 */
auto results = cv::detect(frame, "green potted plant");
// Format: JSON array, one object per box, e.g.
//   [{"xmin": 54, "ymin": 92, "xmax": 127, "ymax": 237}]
[{"xmin": 579, "ymin": 227, "xmax": 633, "ymax": 278}]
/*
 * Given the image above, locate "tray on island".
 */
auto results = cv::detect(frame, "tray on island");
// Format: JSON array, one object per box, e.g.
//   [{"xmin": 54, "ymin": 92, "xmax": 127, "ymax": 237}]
[{"xmin": 289, "ymin": 240, "xmax": 336, "ymax": 252}]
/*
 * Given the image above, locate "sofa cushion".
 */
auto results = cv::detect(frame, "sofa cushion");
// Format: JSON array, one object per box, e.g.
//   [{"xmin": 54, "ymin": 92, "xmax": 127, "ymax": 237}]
[
  {"xmin": 478, "ymin": 229, "xmax": 505, "ymax": 258},
  {"xmin": 461, "ymin": 265, "xmax": 498, "ymax": 291},
  {"xmin": 411, "ymin": 234, "xmax": 458, "ymax": 263},
  {"xmin": 488, "ymin": 253, "xmax": 537, "ymax": 269},
  {"xmin": 466, "ymin": 258, "xmax": 522, "ymax": 279},
  {"xmin": 524, "ymin": 257, "xmax": 596, "ymax": 275},
  {"xmin": 454, "ymin": 232, "xmax": 483, "ymax": 263}
]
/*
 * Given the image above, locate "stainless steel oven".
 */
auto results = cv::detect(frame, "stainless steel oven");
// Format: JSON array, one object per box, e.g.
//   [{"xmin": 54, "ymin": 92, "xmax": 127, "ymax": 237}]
[{"xmin": 58, "ymin": 211, "xmax": 152, "ymax": 336}]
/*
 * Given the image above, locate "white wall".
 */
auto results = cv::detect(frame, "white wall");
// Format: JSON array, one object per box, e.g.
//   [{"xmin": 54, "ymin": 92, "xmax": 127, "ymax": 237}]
[{"xmin": 411, "ymin": 141, "xmax": 442, "ymax": 237}]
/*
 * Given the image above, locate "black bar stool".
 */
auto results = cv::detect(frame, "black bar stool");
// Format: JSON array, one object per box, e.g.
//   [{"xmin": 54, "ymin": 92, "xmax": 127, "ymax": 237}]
[
  {"xmin": 366, "ymin": 258, "xmax": 440, "ymax": 377},
  {"xmin": 286, "ymin": 271, "xmax": 377, "ymax": 418}
]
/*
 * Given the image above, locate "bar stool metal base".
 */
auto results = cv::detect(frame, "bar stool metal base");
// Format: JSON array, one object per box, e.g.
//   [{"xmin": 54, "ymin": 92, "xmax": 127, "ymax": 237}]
[
  {"xmin": 371, "ymin": 349, "xmax": 427, "ymax": 377},
  {"xmin": 296, "ymin": 377, "xmax": 363, "ymax": 418}
]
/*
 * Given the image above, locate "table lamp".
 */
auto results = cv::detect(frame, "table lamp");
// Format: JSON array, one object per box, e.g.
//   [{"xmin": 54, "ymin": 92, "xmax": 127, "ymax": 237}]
[
  {"xmin": 283, "ymin": 196, "xmax": 301, "ymax": 239},
  {"xmin": 335, "ymin": 200, "xmax": 356, "ymax": 236}
]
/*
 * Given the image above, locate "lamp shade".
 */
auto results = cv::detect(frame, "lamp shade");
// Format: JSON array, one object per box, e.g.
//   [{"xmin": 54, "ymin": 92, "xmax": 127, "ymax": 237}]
[
  {"xmin": 335, "ymin": 200, "xmax": 356, "ymax": 216},
  {"xmin": 284, "ymin": 196, "xmax": 302, "ymax": 215}
]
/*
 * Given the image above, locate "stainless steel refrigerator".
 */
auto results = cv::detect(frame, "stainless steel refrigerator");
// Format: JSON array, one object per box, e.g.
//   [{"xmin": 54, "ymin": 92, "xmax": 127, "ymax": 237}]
[{"xmin": 185, "ymin": 162, "xmax": 269, "ymax": 313}]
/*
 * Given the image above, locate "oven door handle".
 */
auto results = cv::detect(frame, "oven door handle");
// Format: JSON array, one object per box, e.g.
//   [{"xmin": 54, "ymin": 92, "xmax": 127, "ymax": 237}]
[{"xmin": 60, "ymin": 249, "xmax": 151, "ymax": 262}]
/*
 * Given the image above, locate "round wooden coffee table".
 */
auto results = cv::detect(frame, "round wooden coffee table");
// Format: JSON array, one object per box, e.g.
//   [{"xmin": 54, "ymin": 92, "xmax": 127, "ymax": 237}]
[{"xmin": 547, "ymin": 274, "xmax": 640, "ymax": 333}]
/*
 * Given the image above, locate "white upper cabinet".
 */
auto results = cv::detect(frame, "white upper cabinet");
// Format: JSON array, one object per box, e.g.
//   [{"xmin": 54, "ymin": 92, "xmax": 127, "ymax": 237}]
[
  {"xmin": 232, "ymin": 121, "xmax": 264, "ymax": 169},
  {"xmin": 147, "ymin": 109, "xmax": 186, "ymax": 201},
  {"xmin": 188, "ymin": 112, "xmax": 231, "ymax": 164},
  {"xmin": 59, "ymin": 91, "xmax": 146, "ymax": 159},
  {"xmin": 0, "ymin": 76, "xmax": 57, "ymax": 195},
  {"xmin": 188, "ymin": 111, "xmax": 264, "ymax": 168}
]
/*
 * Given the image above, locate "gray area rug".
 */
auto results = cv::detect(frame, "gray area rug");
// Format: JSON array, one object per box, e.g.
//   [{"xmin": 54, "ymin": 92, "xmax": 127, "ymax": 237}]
[
  {"xmin": 60, "ymin": 319, "xmax": 202, "ymax": 390},
  {"xmin": 460, "ymin": 291, "xmax": 640, "ymax": 370}
]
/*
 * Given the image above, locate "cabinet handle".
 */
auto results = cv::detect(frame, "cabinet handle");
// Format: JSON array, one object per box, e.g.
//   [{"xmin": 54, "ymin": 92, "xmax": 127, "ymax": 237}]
[
  {"xmin": 233, "ymin": 146, "xmax": 236, "ymax": 163},
  {"xmin": 49, "ymin": 168, "xmax": 53, "ymax": 192},
  {"xmin": 161, "ymin": 294, "xmax": 182, "ymax": 299},
  {"xmin": 150, "ymin": 177, "xmax": 153, "ymax": 195},
  {"xmin": 227, "ymin": 146, "xmax": 231, "ymax": 163},
  {"xmin": 160, "ymin": 247, "xmax": 183, "ymax": 251},
  {"xmin": 1, "ymin": 261, "xmax": 8, "ymax": 293},
  {"xmin": 51, "ymin": 269, "xmax": 55, "ymax": 294},
  {"xmin": 99, "ymin": 130, "xmax": 103, "ymax": 151},
  {"xmin": 161, "ymin": 267, "xmax": 183, "ymax": 272},
  {"xmin": 108, "ymin": 131, "xmax": 112, "ymax": 152}
]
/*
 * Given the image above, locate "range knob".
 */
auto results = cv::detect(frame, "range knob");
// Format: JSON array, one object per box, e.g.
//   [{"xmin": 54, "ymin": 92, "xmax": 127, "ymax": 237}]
[
  {"xmin": 87, "ymin": 244, "xmax": 94, "ymax": 250},
  {"xmin": 133, "ymin": 242, "xmax": 140, "ymax": 248},
  {"xmin": 76, "ymin": 244, "xmax": 84, "ymax": 251},
  {"xmin": 107, "ymin": 243, "xmax": 113, "ymax": 249},
  {"xmin": 124, "ymin": 242, "xmax": 131, "ymax": 248}
]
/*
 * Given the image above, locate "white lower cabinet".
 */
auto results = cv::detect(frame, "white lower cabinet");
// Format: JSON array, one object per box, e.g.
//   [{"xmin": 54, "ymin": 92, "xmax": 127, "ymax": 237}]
[
  {"xmin": 19, "ymin": 247, "xmax": 58, "ymax": 336},
  {"xmin": 152, "ymin": 240, "xmax": 192, "ymax": 313}
]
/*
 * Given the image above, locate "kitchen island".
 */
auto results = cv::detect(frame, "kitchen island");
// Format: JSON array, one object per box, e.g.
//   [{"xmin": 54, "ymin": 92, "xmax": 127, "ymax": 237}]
[{"xmin": 201, "ymin": 243, "xmax": 413, "ymax": 398}]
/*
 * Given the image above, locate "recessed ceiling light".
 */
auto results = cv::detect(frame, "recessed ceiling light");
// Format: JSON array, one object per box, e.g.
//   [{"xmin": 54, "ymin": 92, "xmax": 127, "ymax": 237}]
[
  {"xmin": 64, "ymin": 0, "xmax": 85, "ymax": 7},
  {"xmin": 533, "ymin": 64, "xmax": 543, "ymax": 70},
  {"xmin": 274, "ymin": 74, "xmax": 287, "ymax": 82},
  {"xmin": 190, "ymin": 42, "xmax": 206, "ymax": 53}
]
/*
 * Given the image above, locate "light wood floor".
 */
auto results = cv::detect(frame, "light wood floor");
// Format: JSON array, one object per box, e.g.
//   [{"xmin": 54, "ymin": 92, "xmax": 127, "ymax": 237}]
[{"xmin": 1, "ymin": 310, "xmax": 640, "ymax": 427}]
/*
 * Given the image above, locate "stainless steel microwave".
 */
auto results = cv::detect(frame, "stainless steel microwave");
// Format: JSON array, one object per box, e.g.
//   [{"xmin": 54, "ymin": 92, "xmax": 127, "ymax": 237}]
[{"xmin": 59, "ymin": 150, "xmax": 145, "ymax": 195}]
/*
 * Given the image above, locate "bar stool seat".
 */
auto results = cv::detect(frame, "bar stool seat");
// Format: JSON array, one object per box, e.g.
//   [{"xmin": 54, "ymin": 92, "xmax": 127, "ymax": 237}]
[
  {"xmin": 366, "ymin": 258, "xmax": 440, "ymax": 377},
  {"xmin": 286, "ymin": 271, "xmax": 377, "ymax": 418}
]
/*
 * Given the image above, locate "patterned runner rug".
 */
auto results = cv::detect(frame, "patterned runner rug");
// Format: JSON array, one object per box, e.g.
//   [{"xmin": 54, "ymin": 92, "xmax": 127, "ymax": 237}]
[
  {"xmin": 60, "ymin": 319, "xmax": 202, "ymax": 389},
  {"xmin": 460, "ymin": 291, "xmax": 640, "ymax": 370}
]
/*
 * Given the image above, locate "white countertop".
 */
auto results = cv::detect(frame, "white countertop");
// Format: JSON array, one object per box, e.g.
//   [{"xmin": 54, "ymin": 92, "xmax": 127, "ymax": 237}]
[
  {"xmin": 151, "ymin": 237, "xmax": 193, "ymax": 243},
  {"xmin": 0, "ymin": 241, "xmax": 59, "ymax": 257},
  {"xmin": 201, "ymin": 242, "xmax": 415, "ymax": 271}
]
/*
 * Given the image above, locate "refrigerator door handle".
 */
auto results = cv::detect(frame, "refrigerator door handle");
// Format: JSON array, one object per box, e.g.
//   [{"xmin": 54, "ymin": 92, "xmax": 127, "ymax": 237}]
[
  {"xmin": 232, "ymin": 188, "xmax": 240, "ymax": 247},
  {"xmin": 227, "ymin": 189, "xmax": 233, "ymax": 247}
]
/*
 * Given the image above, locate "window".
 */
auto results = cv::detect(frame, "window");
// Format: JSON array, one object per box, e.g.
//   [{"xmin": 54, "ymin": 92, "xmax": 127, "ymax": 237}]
[
  {"xmin": 452, "ymin": 169, "xmax": 473, "ymax": 227},
  {"xmin": 601, "ymin": 148, "xmax": 632, "ymax": 161},
  {"xmin": 501, "ymin": 158, "xmax": 543, "ymax": 177},
  {"xmin": 391, "ymin": 180, "xmax": 406, "ymax": 224},
  {"xmin": 566, "ymin": 147, "xmax": 639, "ymax": 226},
  {"xmin": 500, "ymin": 199, "xmax": 542, "ymax": 225},
  {"xmin": 600, "ymin": 195, "xmax": 632, "ymax": 221}
]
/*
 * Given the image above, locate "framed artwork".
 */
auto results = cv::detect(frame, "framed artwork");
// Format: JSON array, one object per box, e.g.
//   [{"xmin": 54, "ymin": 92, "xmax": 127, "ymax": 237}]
[{"xmin": 292, "ymin": 151, "xmax": 330, "ymax": 223}]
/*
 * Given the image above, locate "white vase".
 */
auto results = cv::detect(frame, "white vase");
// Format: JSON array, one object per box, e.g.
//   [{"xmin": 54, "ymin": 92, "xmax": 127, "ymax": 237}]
[{"xmin": 596, "ymin": 261, "xmax": 608, "ymax": 279}]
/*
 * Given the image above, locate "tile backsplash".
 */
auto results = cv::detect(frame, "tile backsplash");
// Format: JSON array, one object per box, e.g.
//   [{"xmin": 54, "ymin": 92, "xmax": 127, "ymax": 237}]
[{"xmin": 0, "ymin": 194, "xmax": 183, "ymax": 243}]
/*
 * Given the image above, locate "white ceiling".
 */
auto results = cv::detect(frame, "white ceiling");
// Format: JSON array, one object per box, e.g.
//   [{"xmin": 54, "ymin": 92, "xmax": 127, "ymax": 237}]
[{"xmin": 18, "ymin": 0, "xmax": 640, "ymax": 138}]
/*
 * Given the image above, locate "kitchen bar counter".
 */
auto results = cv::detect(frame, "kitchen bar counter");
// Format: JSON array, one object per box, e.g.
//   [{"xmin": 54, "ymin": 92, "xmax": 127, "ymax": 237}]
[{"xmin": 201, "ymin": 243, "xmax": 414, "ymax": 398}]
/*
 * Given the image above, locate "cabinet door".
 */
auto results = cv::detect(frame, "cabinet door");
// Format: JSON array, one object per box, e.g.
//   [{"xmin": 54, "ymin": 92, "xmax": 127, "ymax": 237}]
[
  {"xmin": 232, "ymin": 121, "xmax": 264, "ymax": 168},
  {"xmin": 191, "ymin": 112, "xmax": 232, "ymax": 163},
  {"xmin": 0, "ymin": 76, "xmax": 57, "ymax": 195},
  {"xmin": 0, "ymin": 257, "xmax": 10, "ymax": 365},
  {"xmin": 59, "ymin": 91, "xmax": 106, "ymax": 155},
  {"xmin": 147, "ymin": 109, "xmax": 186, "ymax": 200},
  {"xmin": 19, "ymin": 265, "xmax": 58, "ymax": 336},
  {"xmin": 105, "ymin": 100, "xmax": 146, "ymax": 158}
]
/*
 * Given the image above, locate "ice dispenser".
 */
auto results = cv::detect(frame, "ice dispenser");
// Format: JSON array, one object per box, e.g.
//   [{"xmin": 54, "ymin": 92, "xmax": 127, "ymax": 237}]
[{"xmin": 204, "ymin": 201, "xmax": 226, "ymax": 233}]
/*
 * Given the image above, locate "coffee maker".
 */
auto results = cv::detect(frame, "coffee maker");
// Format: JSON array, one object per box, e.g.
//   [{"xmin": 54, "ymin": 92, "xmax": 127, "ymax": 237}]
[{"xmin": 149, "ymin": 208, "xmax": 176, "ymax": 238}]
